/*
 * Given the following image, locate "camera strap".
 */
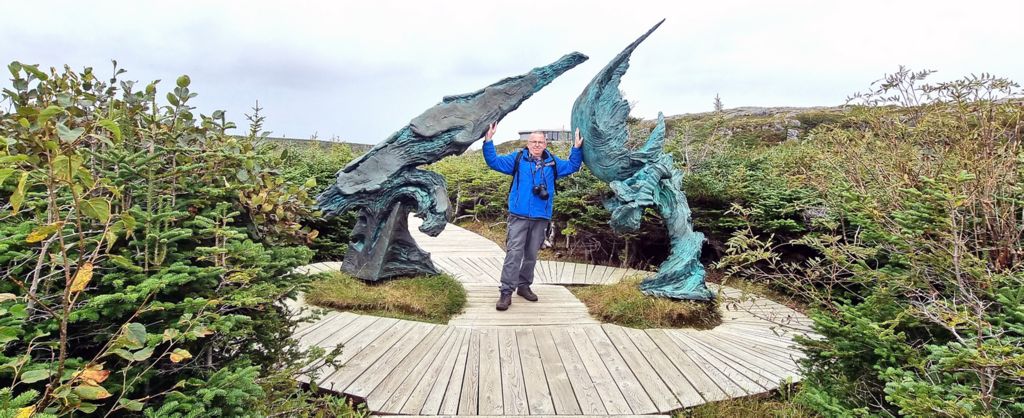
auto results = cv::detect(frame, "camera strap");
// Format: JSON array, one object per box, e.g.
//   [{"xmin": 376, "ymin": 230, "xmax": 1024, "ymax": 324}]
[{"xmin": 508, "ymin": 148, "xmax": 558, "ymax": 196}]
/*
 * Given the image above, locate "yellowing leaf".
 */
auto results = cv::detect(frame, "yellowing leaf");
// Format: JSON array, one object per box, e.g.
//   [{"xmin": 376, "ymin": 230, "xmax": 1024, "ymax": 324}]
[
  {"xmin": 169, "ymin": 348, "xmax": 192, "ymax": 363},
  {"xmin": 26, "ymin": 222, "xmax": 61, "ymax": 243},
  {"xmin": 70, "ymin": 262, "xmax": 94, "ymax": 293},
  {"xmin": 10, "ymin": 171, "xmax": 28, "ymax": 214},
  {"xmin": 76, "ymin": 367, "xmax": 110, "ymax": 385},
  {"xmin": 16, "ymin": 406, "xmax": 34, "ymax": 418},
  {"xmin": 74, "ymin": 384, "xmax": 112, "ymax": 400},
  {"xmin": 162, "ymin": 328, "xmax": 180, "ymax": 342}
]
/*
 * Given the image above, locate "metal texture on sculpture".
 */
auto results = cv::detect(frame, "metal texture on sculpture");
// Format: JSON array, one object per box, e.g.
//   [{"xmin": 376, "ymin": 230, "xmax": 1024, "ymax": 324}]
[
  {"xmin": 317, "ymin": 52, "xmax": 589, "ymax": 281},
  {"xmin": 571, "ymin": 20, "xmax": 714, "ymax": 300}
]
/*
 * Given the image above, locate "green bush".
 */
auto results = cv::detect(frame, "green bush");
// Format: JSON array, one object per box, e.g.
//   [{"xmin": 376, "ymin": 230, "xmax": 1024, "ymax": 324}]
[
  {"xmin": 279, "ymin": 141, "xmax": 357, "ymax": 262},
  {"xmin": 426, "ymin": 151, "xmax": 509, "ymax": 221},
  {"xmin": 0, "ymin": 62, "xmax": 354, "ymax": 416},
  {"xmin": 717, "ymin": 68, "xmax": 1024, "ymax": 417}
]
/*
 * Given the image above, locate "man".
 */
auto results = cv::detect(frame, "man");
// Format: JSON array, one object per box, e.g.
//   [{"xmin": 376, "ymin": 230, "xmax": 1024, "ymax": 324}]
[{"xmin": 482, "ymin": 123, "xmax": 584, "ymax": 310}]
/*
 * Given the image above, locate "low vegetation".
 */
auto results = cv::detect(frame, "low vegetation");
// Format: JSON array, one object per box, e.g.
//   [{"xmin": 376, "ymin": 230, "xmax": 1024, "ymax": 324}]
[
  {"xmin": 305, "ymin": 272, "xmax": 466, "ymax": 324},
  {"xmin": 0, "ymin": 62, "xmax": 359, "ymax": 415},
  {"xmin": 570, "ymin": 275, "xmax": 721, "ymax": 329},
  {"xmin": 678, "ymin": 390, "xmax": 817, "ymax": 418}
]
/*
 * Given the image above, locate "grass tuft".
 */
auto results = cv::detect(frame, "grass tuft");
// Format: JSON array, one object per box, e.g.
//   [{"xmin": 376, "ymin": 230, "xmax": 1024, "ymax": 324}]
[
  {"xmin": 305, "ymin": 272, "xmax": 466, "ymax": 324},
  {"xmin": 677, "ymin": 392, "xmax": 818, "ymax": 417},
  {"xmin": 570, "ymin": 275, "xmax": 722, "ymax": 329}
]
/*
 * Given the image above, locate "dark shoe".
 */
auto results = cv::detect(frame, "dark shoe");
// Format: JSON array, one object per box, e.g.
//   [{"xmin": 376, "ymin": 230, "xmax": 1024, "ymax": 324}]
[
  {"xmin": 496, "ymin": 293, "xmax": 512, "ymax": 311},
  {"xmin": 517, "ymin": 286, "xmax": 539, "ymax": 302}
]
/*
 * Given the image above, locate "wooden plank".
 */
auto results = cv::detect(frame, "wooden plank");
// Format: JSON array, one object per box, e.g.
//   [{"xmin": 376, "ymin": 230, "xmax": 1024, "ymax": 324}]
[
  {"xmin": 473, "ymin": 256, "xmax": 502, "ymax": 283},
  {"xmin": 296, "ymin": 314, "xmax": 375, "ymax": 384},
  {"xmin": 316, "ymin": 315, "xmax": 383, "ymax": 356},
  {"xmin": 715, "ymin": 325, "xmax": 808, "ymax": 353},
  {"xmin": 559, "ymin": 262, "xmax": 575, "ymax": 284},
  {"xmin": 457, "ymin": 329, "xmax": 482, "ymax": 415},
  {"xmin": 405, "ymin": 328, "xmax": 468, "ymax": 415},
  {"xmin": 310, "ymin": 316, "xmax": 395, "ymax": 387},
  {"xmin": 601, "ymin": 325, "xmax": 681, "ymax": 412},
  {"xmin": 346, "ymin": 323, "xmax": 440, "ymax": 397},
  {"xmin": 679, "ymin": 331, "xmax": 776, "ymax": 391},
  {"xmin": 667, "ymin": 330, "xmax": 764, "ymax": 395},
  {"xmin": 722, "ymin": 321, "xmax": 816, "ymax": 338},
  {"xmin": 607, "ymin": 266, "xmax": 629, "ymax": 284},
  {"xmin": 571, "ymin": 263, "xmax": 589, "ymax": 284},
  {"xmin": 498, "ymin": 328, "xmax": 529, "ymax": 415},
  {"xmin": 549, "ymin": 327, "xmax": 606, "ymax": 414},
  {"xmin": 687, "ymin": 332, "xmax": 790, "ymax": 384},
  {"xmin": 459, "ymin": 304, "xmax": 594, "ymax": 311},
  {"xmin": 483, "ymin": 257, "xmax": 506, "ymax": 283},
  {"xmin": 399, "ymin": 416, "xmax": 672, "ymax": 418},
  {"xmin": 515, "ymin": 329, "xmax": 555, "ymax": 415},
  {"xmin": 439, "ymin": 328, "xmax": 473, "ymax": 415},
  {"xmin": 452, "ymin": 257, "xmax": 488, "ymax": 283},
  {"xmin": 468, "ymin": 257, "xmax": 501, "ymax": 283},
  {"xmin": 593, "ymin": 264, "xmax": 612, "ymax": 284},
  {"xmin": 478, "ymin": 328, "xmax": 503, "ymax": 415},
  {"xmin": 449, "ymin": 312, "xmax": 595, "ymax": 320},
  {"xmin": 645, "ymin": 329, "xmax": 729, "ymax": 403},
  {"xmin": 294, "ymin": 311, "xmax": 343, "ymax": 339},
  {"xmin": 658, "ymin": 330, "xmax": 748, "ymax": 398},
  {"xmin": 583, "ymin": 327, "xmax": 658, "ymax": 414},
  {"xmin": 448, "ymin": 318, "xmax": 598, "ymax": 327},
  {"xmin": 371, "ymin": 326, "xmax": 456, "ymax": 412},
  {"xmin": 715, "ymin": 325, "xmax": 811, "ymax": 348},
  {"xmin": 544, "ymin": 260, "xmax": 559, "ymax": 284},
  {"xmin": 295, "ymin": 311, "xmax": 353, "ymax": 348},
  {"xmin": 529, "ymin": 258, "xmax": 548, "ymax": 284},
  {"xmin": 535, "ymin": 260, "xmax": 551, "ymax": 284},
  {"xmin": 318, "ymin": 318, "xmax": 406, "ymax": 391},
  {"xmin": 433, "ymin": 257, "xmax": 466, "ymax": 280},
  {"xmin": 585, "ymin": 263, "xmax": 601, "ymax": 284},
  {"xmin": 559, "ymin": 261, "xmax": 574, "ymax": 284},
  {"xmin": 622, "ymin": 327, "xmax": 703, "ymax": 408},
  {"xmin": 704, "ymin": 330, "xmax": 802, "ymax": 365},
  {"xmin": 566, "ymin": 327, "xmax": 631, "ymax": 414},
  {"xmin": 535, "ymin": 328, "xmax": 582, "ymax": 415}
]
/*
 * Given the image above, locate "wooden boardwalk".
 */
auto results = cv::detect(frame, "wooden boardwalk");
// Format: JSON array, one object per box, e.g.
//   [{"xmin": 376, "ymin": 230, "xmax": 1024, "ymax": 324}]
[{"xmin": 291, "ymin": 216, "xmax": 818, "ymax": 416}]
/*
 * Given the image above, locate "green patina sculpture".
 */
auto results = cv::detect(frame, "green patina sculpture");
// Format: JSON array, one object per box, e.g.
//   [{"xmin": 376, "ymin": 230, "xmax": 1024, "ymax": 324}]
[
  {"xmin": 317, "ymin": 53, "xmax": 588, "ymax": 281},
  {"xmin": 571, "ymin": 20, "xmax": 714, "ymax": 300}
]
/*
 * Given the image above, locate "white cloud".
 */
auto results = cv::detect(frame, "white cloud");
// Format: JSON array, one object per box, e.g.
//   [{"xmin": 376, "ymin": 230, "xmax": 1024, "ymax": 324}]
[{"xmin": 2, "ymin": 0, "xmax": 1021, "ymax": 143}]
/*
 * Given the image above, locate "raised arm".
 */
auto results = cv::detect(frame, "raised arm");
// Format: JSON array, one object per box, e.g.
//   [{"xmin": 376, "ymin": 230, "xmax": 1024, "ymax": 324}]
[
  {"xmin": 482, "ymin": 122, "xmax": 516, "ymax": 175},
  {"xmin": 556, "ymin": 128, "xmax": 584, "ymax": 177}
]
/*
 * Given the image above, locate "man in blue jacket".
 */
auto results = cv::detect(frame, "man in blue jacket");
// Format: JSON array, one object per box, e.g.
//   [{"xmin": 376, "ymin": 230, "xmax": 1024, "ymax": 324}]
[{"xmin": 482, "ymin": 123, "xmax": 584, "ymax": 310}]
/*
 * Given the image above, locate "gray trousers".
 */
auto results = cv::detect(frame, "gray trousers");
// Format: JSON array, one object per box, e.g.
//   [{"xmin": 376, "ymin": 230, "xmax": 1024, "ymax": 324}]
[{"xmin": 500, "ymin": 216, "xmax": 549, "ymax": 294}]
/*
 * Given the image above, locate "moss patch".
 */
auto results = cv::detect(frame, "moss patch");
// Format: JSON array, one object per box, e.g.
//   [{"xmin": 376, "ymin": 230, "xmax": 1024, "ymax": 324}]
[
  {"xmin": 570, "ymin": 275, "xmax": 722, "ymax": 329},
  {"xmin": 678, "ymin": 392, "xmax": 817, "ymax": 418},
  {"xmin": 305, "ymin": 272, "xmax": 466, "ymax": 324}
]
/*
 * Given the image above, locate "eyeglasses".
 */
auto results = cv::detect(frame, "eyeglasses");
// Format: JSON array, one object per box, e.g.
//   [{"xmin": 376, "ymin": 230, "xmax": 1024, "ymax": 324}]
[{"xmin": 527, "ymin": 141, "xmax": 546, "ymax": 145}]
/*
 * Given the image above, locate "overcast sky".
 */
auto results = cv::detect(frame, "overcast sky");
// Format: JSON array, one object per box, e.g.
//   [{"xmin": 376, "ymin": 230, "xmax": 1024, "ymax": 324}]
[{"xmin": 3, "ymin": 1, "xmax": 1022, "ymax": 144}]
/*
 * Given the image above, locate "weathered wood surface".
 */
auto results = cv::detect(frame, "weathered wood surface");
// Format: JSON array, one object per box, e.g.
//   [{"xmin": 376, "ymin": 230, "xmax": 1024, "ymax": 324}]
[{"xmin": 291, "ymin": 215, "xmax": 818, "ymax": 415}]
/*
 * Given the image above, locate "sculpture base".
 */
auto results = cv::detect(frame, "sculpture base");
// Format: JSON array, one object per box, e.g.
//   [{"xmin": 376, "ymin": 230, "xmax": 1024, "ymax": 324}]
[{"xmin": 341, "ymin": 203, "xmax": 439, "ymax": 281}]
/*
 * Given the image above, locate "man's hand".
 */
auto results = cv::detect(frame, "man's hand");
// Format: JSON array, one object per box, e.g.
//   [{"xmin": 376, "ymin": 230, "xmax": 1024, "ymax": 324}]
[
  {"xmin": 574, "ymin": 127, "xmax": 584, "ymax": 148},
  {"xmin": 484, "ymin": 122, "xmax": 497, "ymax": 142}
]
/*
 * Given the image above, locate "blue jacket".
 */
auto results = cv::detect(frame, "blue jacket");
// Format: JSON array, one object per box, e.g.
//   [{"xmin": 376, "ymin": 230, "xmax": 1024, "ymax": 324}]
[{"xmin": 483, "ymin": 141, "xmax": 584, "ymax": 219}]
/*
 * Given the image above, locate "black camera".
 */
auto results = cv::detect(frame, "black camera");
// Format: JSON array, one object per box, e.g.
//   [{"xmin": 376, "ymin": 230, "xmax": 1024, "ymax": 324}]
[{"xmin": 532, "ymin": 183, "xmax": 549, "ymax": 200}]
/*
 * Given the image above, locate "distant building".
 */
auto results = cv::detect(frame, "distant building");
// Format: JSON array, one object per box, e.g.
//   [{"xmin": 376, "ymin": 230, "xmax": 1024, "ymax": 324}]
[{"xmin": 518, "ymin": 129, "xmax": 571, "ymax": 142}]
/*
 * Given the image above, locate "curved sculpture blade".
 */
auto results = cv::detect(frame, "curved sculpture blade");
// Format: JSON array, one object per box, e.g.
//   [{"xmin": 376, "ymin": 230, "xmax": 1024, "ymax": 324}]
[
  {"xmin": 571, "ymin": 19, "xmax": 664, "ymax": 183},
  {"xmin": 318, "ymin": 52, "xmax": 588, "ymax": 281},
  {"xmin": 571, "ymin": 21, "xmax": 714, "ymax": 301}
]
